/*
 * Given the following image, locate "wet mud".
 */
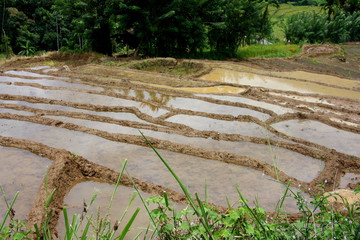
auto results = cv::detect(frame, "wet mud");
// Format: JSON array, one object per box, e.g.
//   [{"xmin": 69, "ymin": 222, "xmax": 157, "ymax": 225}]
[{"xmin": 0, "ymin": 46, "xmax": 359, "ymax": 238}]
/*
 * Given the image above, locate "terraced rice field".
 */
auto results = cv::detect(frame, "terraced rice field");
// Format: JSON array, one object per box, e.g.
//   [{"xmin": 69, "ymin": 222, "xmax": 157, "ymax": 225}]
[{"xmin": 0, "ymin": 55, "xmax": 359, "ymax": 237}]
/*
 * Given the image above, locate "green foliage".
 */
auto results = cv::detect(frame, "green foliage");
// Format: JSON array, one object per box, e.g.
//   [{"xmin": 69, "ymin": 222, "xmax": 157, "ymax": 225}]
[
  {"xmin": 285, "ymin": 11, "xmax": 328, "ymax": 43},
  {"xmin": 18, "ymin": 40, "xmax": 35, "ymax": 56},
  {"xmin": 3, "ymin": 7, "xmax": 39, "ymax": 54},
  {"xmin": 208, "ymin": 0, "xmax": 272, "ymax": 56},
  {"xmin": 284, "ymin": 9, "xmax": 360, "ymax": 43},
  {"xmin": 269, "ymin": 3, "xmax": 322, "ymax": 41},
  {"xmin": 0, "ymin": 0, "xmax": 275, "ymax": 57}
]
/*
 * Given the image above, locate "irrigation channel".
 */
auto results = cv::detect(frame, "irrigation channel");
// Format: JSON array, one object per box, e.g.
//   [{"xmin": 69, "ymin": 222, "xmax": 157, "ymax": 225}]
[{"xmin": 0, "ymin": 56, "xmax": 360, "ymax": 237}]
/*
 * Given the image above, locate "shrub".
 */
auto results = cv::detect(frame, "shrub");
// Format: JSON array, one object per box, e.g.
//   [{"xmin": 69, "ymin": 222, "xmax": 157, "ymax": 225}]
[
  {"xmin": 285, "ymin": 10, "xmax": 360, "ymax": 43},
  {"xmin": 285, "ymin": 11, "xmax": 328, "ymax": 43}
]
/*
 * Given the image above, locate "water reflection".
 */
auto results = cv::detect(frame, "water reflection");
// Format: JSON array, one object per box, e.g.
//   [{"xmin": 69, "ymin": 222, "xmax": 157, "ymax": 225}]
[
  {"xmin": 0, "ymin": 147, "xmax": 50, "ymax": 221},
  {"xmin": 272, "ymin": 120, "xmax": 360, "ymax": 157},
  {"xmin": 201, "ymin": 68, "xmax": 360, "ymax": 99}
]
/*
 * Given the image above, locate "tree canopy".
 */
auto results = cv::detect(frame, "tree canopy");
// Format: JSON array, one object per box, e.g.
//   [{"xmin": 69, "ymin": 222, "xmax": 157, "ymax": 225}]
[
  {"xmin": 0, "ymin": 0, "xmax": 272, "ymax": 56},
  {"xmin": 0, "ymin": 0, "xmax": 359, "ymax": 57}
]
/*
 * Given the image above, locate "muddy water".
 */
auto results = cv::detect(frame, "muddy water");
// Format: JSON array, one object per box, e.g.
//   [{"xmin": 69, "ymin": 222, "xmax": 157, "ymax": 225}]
[
  {"xmin": 275, "ymin": 71, "xmax": 360, "ymax": 89},
  {"xmin": 4, "ymin": 70, "xmax": 53, "ymax": 78},
  {"xmin": 180, "ymin": 86, "xmax": 246, "ymax": 94},
  {"xmin": 269, "ymin": 93, "xmax": 335, "ymax": 105},
  {"xmin": 0, "ymin": 119, "xmax": 300, "ymax": 209},
  {"xmin": 165, "ymin": 97, "xmax": 270, "ymax": 120},
  {"xmin": 58, "ymin": 182, "xmax": 155, "ymax": 239},
  {"xmin": 29, "ymin": 66, "xmax": 51, "ymax": 70},
  {"xmin": 0, "ymin": 147, "xmax": 50, "ymax": 221},
  {"xmin": 201, "ymin": 68, "xmax": 360, "ymax": 99},
  {"xmin": 167, "ymin": 115, "xmax": 275, "ymax": 138},
  {"xmin": 198, "ymin": 94, "xmax": 294, "ymax": 115},
  {"xmin": 0, "ymin": 100, "xmax": 154, "ymax": 125},
  {"xmin": 0, "ymin": 85, "xmax": 168, "ymax": 117},
  {"xmin": 0, "ymin": 75, "xmax": 103, "ymax": 91},
  {"xmin": 44, "ymin": 116, "xmax": 324, "ymax": 182},
  {"xmin": 112, "ymin": 88, "xmax": 269, "ymax": 120},
  {"xmin": 272, "ymin": 120, "xmax": 360, "ymax": 157},
  {"xmin": 340, "ymin": 173, "xmax": 360, "ymax": 188}
]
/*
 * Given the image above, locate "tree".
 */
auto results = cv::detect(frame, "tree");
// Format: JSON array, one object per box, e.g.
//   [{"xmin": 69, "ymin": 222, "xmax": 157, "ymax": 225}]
[
  {"xmin": 208, "ymin": 0, "xmax": 272, "ymax": 56},
  {"xmin": 52, "ymin": 0, "xmax": 113, "ymax": 55}
]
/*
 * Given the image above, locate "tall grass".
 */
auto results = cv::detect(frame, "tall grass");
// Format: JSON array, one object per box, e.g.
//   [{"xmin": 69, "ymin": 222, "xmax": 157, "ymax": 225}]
[{"xmin": 237, "ymin": 43, "xmax": 301, "ymax": 59}]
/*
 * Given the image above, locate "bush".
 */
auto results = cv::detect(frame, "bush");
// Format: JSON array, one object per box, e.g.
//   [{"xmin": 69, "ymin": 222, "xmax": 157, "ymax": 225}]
[
  {"xmin": 285, "ymin": 11, "xmax": 328, "ymax": 43},
  {"xmin": 285, "ymin": 10, "xmax": 360, "ymax": 43}
]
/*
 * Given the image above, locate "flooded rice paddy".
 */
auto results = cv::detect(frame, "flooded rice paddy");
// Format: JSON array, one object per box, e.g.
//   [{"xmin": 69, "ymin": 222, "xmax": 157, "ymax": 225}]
[{"xmin": 0, "ymin": 58, "xmax": 359, "ymax": 237}]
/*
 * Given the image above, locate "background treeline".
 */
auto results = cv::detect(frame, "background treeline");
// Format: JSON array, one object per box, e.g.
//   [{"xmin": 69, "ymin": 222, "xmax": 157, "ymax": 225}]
[
  {"xmin": 0, "ymin": 0, "xmax": 274, "ymax": 57},
  {"xmin": 0, "ymin": 0, "xmax": 359, "ymax": 57},
  {"xmin": 285, "ymin": 0, "xmax": 360, "ymax": 43}
]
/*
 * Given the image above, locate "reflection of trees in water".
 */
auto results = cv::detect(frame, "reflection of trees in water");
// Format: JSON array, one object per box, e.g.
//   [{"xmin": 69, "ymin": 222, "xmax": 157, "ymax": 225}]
[
  {"xmin": 136, "ymin": 90, "xmax": 175, "ymax": 111},
  {"xmin": 102, "ymin": 88, "xmax": 174, "ymax": 111}
]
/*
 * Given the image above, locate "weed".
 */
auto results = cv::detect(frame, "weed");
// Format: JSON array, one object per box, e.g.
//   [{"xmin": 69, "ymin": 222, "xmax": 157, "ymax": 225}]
[{"xmin": 0, "ymin": 187, "xmax": 31, "ymax": 240}]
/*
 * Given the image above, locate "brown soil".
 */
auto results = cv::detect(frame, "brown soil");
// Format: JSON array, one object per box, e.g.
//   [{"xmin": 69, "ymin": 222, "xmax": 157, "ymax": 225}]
[{"xmin": 0, "ymin": 44, "xmax": 359, "ymax": 238}]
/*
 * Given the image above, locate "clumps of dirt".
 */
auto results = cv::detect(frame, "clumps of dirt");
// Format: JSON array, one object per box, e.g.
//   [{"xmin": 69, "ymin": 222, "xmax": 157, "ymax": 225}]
[
  {"xmin": 47, "ymin": 52, "xmax": 104, "ymax": 66},
  {"xmin": 127, "ymin": 58, "xmax": 212, "ymax": 77},
  {"xmin": 301, "ymin": 44, "xmax": 341, "ymax": 57},
  {"xmin": 0, "ymin": 52, "xmax": 105, "ymax": 69},
  {"xmin": 325, "ymin": 189, "xmax": 360, "ymax": 213}
]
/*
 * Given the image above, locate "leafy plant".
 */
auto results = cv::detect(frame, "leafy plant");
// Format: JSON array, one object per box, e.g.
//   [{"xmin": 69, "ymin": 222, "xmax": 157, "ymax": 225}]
[{"xmin": 18, "ymin": 41, "xmax": 36, "ymax": 56}]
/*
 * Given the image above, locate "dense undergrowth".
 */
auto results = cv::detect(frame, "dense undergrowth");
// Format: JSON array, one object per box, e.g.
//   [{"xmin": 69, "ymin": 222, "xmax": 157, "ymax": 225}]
[{"xmin": 1, "ymin": 133, "xmax": 359, "ymax": 239}]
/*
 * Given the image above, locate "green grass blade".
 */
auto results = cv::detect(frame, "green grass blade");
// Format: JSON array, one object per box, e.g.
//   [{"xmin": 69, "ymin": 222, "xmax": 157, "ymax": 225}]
[
  {"xmin": 0, "ymin": 186, "xmax": 11, "ymax": 211},
  {"xmin": 108, "ymin": 159, "xmax": 128, "ymax": 213},
  {"xmin": 0, "ymin": 191, "xmax": 19, "ymax": 232},
  {"xmin": 117, "ymin": 207, "xmax": 140, "ymax": 240},
  {"xmin": 63, "ymin": 207, "xmax": 71, "ymax": 240},
  {"xmin": 235, "ymin": 185, "xmax": 268, "ymax": 236},
  {"xmin": 195, "ymin": 193, "xmax": 212, "ymax": 239},
  {"xmin": 34, "ymin": 224, "xmax": 40, "ymax": 238},
  {"xmin": 140, "ymin": 131, "xmax": 214, "ymax": 240},
  {"xmin": 118, "ymin": 192, "xmax": 137, "ymax": 224},
  {"xmin": 45, "ymin": 189, "xmax": 56, "ymax": 209},
  {"xmin": 125, "ymin": 169, "xmax": 158, "ymax": 235},
  {"xmin": 139, "ymin": 131, "xmax": 198, "ymax": 210},
  {"xmin": 80, "ymin": 216, "xmax": 92, "ymax": 240},
  {"xmin": 163, "ymin": 191, "xmax": 170, "ymax": 209},
  {"xmin": 132, "ymin": 230, "xmax": 143, "ymax": 240},
  {"xmin": 226, "ymin": 197, "xmax": 232, "ymax": 210},
  {"xmin": 275, "ymin": 183, "xmax": 290, "ymax": 218}
]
